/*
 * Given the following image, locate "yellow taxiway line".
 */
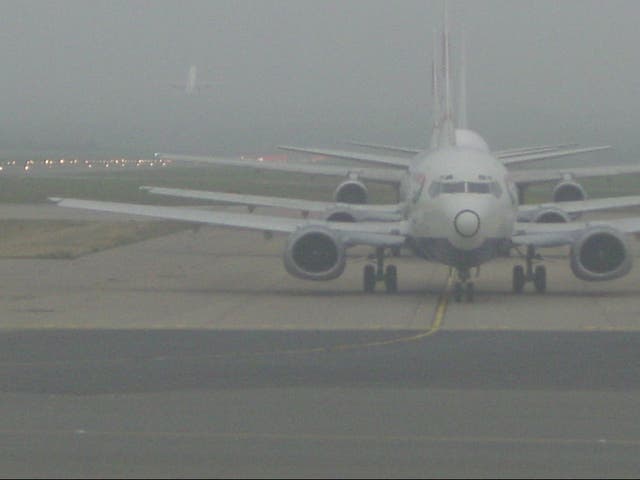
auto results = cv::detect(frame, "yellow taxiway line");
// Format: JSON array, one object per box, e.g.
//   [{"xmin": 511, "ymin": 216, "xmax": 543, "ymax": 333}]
[{"xmin": 0, "ymin": 274, "xmax": 454, "ymax": 367}]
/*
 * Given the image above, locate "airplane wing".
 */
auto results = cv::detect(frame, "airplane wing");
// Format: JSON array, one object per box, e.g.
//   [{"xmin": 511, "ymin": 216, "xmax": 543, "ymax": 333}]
[
  {"xmin": 342, "ymin": 142, "xmax": 580, "ymax": 158},
  {"xmin": 155, "ymin": 153, "xmax": 405, "ymax": 185},
  {"xmin": 499, "ymin": 145, "xmax": 611, "ymax": 166},
  {"xmin": 494, "ymin": 144, "xmax": 576, "ymax": 157},
  {"xmin": 49, "ymin": 198, "xmax": 408, "ymax": 248},
  {"xmin": 139, "ymin": 186, "xmax": 404, "ymax": 220},
  {"xmin": 159, "ymin": 145, "xmax": 609, "ymax": 177},
  {"xmin": 340, "ymin": 142, "xmax": 592, "ymax": 159},
  {"xmin": 277, "ymin": 146, "xmax": 411, "ymax": 169},
  {"xmin": 518, "ymin": 195, "xmax": 640, "ymax": 221},
  {"xmin": 345, "ymin": 141, "xmax": 422, "ymax": 155},
  {"xmin": 512, "ymin": 217, "xmax": 640, "ymax": 248},
  {"xmin": 510, "ymin": 164, "xmax": 640, "ymax": 185}
]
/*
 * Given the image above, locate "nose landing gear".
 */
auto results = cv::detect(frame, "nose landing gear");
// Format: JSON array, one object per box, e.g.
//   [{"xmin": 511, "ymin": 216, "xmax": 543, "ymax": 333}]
[
  {"xmin": 363, "ymin": 247, "xmax": 398, "ymax": 293},
  {"xmin": 512, "ymin": 245, "xmax": 546, "ymax": 294},
  {"xmin": 453, "ymin": 268, "xmax": 475, "ymax": 303}
]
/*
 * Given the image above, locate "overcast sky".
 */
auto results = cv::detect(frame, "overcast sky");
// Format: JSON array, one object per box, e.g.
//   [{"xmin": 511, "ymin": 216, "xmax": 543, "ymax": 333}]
[{"xmin": 0, "ymin": 0, "xmax": 639, "ymax": 160}]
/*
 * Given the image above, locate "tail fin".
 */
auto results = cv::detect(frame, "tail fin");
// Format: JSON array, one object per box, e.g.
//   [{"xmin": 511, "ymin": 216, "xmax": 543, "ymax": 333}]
[
  {"xmin": 429, "ymin": 31, "xmax": 441, "ymax": 150},
  {"xmin": 431, "ymin": 3, "xmax": 457, "ymax": 150},
  {"xmin": 458, "ymin": 29, "xmax": 468, "ymax": 130}
]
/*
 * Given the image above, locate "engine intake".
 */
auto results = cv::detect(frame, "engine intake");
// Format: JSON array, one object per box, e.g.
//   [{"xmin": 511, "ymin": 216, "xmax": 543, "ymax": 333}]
[
  {"xmin": 283, "ymin": 227, "xmax": 346, "ymax": 281},
  {"xmin": 570, "ymin": 227, "xmax": 632, "ymax": 281},
  {"xmin": 553, "ymin": 181, "xmax": 586, "ymax": 202},
  {"xmin": 325, "ymin": 211, "xmax": 356, "ymax": 222},
  {"xmin": 334, "ymin": 180, "xmax": 368, "ymax": 204},
  {"xmin": 531, "ymin": 207, "xmax": 571, "ymax": 223}
]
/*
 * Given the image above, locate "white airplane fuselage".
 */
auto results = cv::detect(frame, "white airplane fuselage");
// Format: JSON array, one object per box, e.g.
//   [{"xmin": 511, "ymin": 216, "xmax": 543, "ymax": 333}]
[{"xmin": 404, "ymin": 146, "xmax": 518, "ymax": 270}]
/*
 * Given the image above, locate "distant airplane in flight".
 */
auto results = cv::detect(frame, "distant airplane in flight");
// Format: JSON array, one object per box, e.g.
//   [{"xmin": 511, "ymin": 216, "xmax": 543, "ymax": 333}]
[{"xmin": 171, "ymin": 65, "xmax": 213, "ymax": 95}]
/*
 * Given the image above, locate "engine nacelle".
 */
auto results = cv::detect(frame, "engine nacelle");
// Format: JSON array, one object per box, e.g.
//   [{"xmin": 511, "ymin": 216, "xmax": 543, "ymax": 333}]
[
  {"xmin": 283, "ymin": 226, "xmax": 346, "ymax": 281},
  {"xmin": 553, "ymin": 180, "xmax": 587, "ymax": 202},
  {"xmin": 570, "ymin": 227, "xmax": 632, "ymax": 281},
  {"xmin": 334, "ymin": 180, "xmax": 369, "ymax": 204},
  {"xmin": 323, "ymin": 207, "xmax": 403, "ymax": 223},
  {"xmin": 324, "ymin": 210, "xmax": 357, "ymax": 222},
  {"xmin": 530, "ymin": 207, "xmax": 571, "ymax": 224}
]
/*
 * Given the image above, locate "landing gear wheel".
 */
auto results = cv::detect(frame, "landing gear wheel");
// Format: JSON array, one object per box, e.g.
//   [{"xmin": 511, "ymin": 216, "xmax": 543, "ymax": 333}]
[
  {"xmin": 513, "ymin": 265, "xmax": 525, "ymax": 293},
  {"xmin": 465, "ymin": 282, "xmax": 475, "ymax": 302},
  {"xmin": 453, "ymin": 282, "xmax": 463, "ymax": 303},
  {"xmin": 363, "ymin": 265, "xmax": 376, "ymax": 293},
  {"xmin": 384, "ymin": 265, "xmax": 398, "ymax": 293},
  {"xmin": 534, "ymin": 265, "xmax": 547, "ymax": 293}
]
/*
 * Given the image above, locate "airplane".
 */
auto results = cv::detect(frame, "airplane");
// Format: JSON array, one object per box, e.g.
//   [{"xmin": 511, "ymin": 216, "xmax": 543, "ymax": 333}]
[
  {"xmin": 51, "ymin": 14, "xmax": 640, "ymax": 302},
  {"xmin": 273, "ymin": 27, "xmax": 618, "ymax": 206},
  {"xmin": 171, "ymin": 65, "xmax": 213, "ymax": 95},
  {"xmin": 152, "ymin": 42, "xmax": 630, "ymax": 209},
  {"xmin": 268, "ymin": 28, "xmax": 630, "ymax": 206},
  {"xmin": 155, "ymin": 26, "xmax": 639, "ymax": 210}
]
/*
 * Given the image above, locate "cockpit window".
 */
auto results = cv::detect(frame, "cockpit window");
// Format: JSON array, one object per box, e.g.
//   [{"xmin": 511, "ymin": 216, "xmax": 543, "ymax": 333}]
[
  {"xmin": 429, "ymin": 180, "xmax": 499, "ymax": 197},
  {"xmin": 441, "ymin": 182, "xmax": 466, "ymax": 194},
  {"xmin": 467, "ymin": 182, "xmax": 491, "ymax": 194},
  {"xmin": 490, "ymin": 181, "xmax": 503, "ymax": 198}
]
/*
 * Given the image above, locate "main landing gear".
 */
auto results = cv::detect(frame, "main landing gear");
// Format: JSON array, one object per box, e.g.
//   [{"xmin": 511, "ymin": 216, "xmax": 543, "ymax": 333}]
[
  {"xmin": 363, "ymin": 247, "xmax": 398, "ymax": 294},
  {"xmin": 512, "ymin": 245, "xmax": 546, "ymax": 294},
  {"xmin": 452, "ymin": 268, "xmax": 475, "ymax": 303}
]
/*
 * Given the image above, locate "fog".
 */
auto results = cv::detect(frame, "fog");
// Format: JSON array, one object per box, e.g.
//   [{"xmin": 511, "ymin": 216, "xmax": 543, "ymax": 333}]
[{"xmin": 0, "ymin": 0, "xmax": 639, "ymax": 160}]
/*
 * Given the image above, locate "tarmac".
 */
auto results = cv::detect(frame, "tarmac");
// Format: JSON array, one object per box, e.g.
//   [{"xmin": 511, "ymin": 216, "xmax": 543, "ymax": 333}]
[{"xmin": 0, "ymin": 203, "xmax": 639, "ymax": 477}]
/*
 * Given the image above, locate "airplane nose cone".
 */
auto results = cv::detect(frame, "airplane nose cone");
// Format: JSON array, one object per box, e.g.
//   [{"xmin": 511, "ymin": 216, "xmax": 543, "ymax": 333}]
[{"xmin": 454, "ymin": 209, "xmax": 480, "ymax": 237}]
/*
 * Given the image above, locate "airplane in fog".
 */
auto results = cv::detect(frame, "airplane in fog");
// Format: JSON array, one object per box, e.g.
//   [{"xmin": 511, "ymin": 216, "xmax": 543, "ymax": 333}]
[
  {"xmin": 171, "ymin": 65, "xmax": 212, "ymax": 95},
  {"xmin": 52, "ymin": 14, "xmax": 640, "ymax": 302}
]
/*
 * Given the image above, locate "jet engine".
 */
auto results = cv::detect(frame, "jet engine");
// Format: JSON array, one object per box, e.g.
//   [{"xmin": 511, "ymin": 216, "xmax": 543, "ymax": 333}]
[
  {"xmin": 283, "ymin": 226, "xmax": 346, "ymax": 281},
  {"xmin": 325, "ymin": 210, "xmax": 357, "ymax": 222},
  {"xmin": 530, "ymin": 207, "xmax": 571, "ymax": 224},
  {"xmin": 334, "ymin": 180, "xmax": 369, "ymax": 204},
  {"xmin": 323, "ymin": 208, "xmax": 402, "ymax": 223},
  {"xmin": 570, "ymin": 227, "xmax": 632, "ymax": 281},
  {"xmin": 553, "ymin": 180, "xmax": 587, "ymax": 202}
]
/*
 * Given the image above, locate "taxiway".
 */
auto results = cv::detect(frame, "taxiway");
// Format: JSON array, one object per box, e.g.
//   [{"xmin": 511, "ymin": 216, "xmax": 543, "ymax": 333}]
[{"xmin": 0, "ymin": 204, "xmax": 639, "ymax": 477}]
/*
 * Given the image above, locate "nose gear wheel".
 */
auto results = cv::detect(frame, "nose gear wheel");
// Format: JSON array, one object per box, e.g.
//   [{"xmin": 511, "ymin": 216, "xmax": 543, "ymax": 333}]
[{"xmin": 453, "ymin": 268, "xmax": 475, "ymax": 303}]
